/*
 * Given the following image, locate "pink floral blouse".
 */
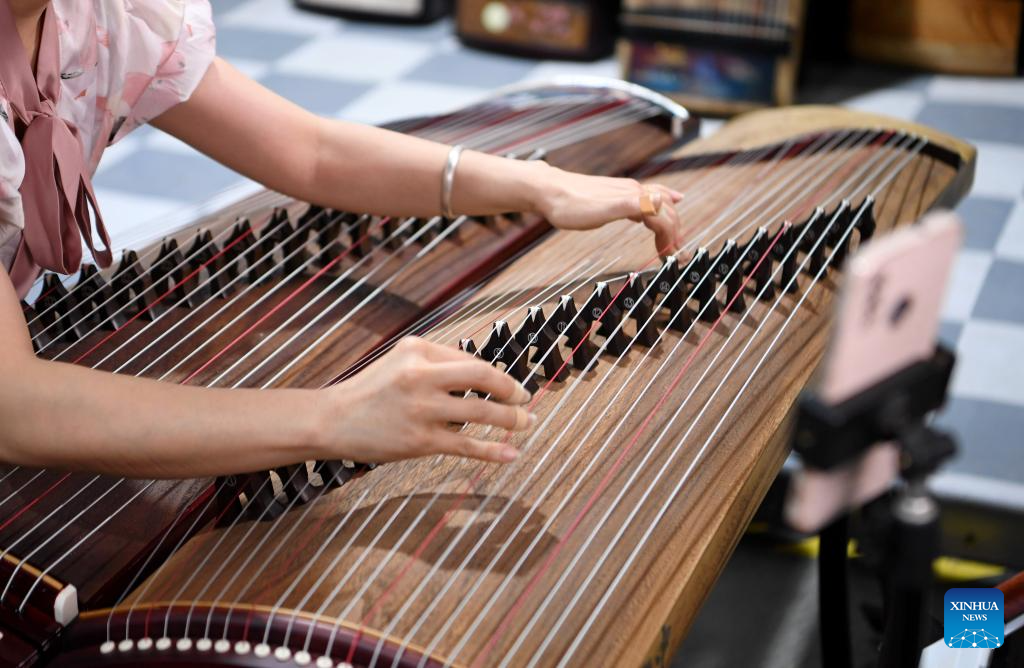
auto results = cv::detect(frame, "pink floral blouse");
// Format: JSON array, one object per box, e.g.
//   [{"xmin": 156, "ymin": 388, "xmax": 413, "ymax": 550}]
[{"xmin": 0, "ymin": 0, "xmax": 216, "ymax": 276}]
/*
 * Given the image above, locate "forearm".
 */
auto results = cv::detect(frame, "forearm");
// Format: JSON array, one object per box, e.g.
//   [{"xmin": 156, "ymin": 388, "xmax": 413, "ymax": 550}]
[
  {"xmin": 307, "ymin": 118, "xmax": 550, "ymax": 219},
  {"xmin": 0, "ymin": 357, "xmax": 321, "ymax": 478}
]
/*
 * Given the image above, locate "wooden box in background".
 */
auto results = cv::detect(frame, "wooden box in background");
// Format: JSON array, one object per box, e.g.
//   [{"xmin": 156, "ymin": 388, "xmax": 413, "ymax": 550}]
[
  {"xmin": 618, "ymin": 0, "xmax": 808, "ymax": 116},
  {"xmin": 850, "ymin": 0, "xmax": 1023, "ymax": 76}
]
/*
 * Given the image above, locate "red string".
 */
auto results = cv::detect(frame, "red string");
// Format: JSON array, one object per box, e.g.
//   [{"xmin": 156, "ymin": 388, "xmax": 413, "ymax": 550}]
[
  {"xmin": 344, "ymin": 245, "xmax": 671, "ymax": 664},
  {"xmin": 471, "ymin": 224, "xmax": 787, "ymax": 667},
  {"xmin": 180, "ymin": 219, "xmax": 385, "ymax": 386},
  {"xmin": 0, "ymin": 472, "xmax": 71, "ymax": 534},
  {"xmin": 70, "ymin": 228, "xmax": 256, "ymax": 365}
]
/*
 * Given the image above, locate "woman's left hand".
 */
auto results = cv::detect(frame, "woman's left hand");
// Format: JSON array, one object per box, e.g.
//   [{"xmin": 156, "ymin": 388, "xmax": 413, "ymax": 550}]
[{"xmin": 528, "ymin": 163, "xmax": 685, "ymax": 255}]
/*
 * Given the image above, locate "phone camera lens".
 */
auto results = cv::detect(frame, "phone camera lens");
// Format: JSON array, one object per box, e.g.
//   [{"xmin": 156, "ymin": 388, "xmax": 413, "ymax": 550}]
[{"xmin": 890, "ymin": 296, "xmax": 913, "ymax": 326}]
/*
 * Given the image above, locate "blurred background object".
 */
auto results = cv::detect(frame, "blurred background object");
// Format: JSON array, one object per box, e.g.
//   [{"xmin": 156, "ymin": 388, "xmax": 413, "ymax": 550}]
[
  {"xmin": 295, "ymin": 0, "xmax": 453, "ymax": 24},
  {"xmin": 849, "ymin": 0, "xmax": 1024, "ymax": 76},
  {"xmin": 455, "ymin": 0, "xmax": 621, "ymax": 60},
  {"xmin": 618, "ymin": 0, "xmax": 809, "ymax": 115}
]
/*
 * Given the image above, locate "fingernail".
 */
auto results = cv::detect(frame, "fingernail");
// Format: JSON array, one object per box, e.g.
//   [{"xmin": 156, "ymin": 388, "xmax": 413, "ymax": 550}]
[
  {"xmin": 501, "ymin": 446, "xmax": 520, "ymax": 462},
  {"xmin": 515, "ymin": 384, "xmax": 532, "ymax": 403},
  {"xmin": 527, "ymin": 413, "xmax": 538, "ymax": 428}
]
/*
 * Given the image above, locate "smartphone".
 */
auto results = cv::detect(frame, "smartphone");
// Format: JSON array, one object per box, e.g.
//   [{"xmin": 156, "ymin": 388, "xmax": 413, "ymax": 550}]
[{"xmin": 785, "ymin": 210, "xmax": 963, "ymax": 533}]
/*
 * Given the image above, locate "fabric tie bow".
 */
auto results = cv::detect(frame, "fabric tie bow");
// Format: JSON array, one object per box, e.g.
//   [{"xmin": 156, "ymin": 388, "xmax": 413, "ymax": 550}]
[{"xmin": 0, "ymin": 3, "xmax": 111, "ymax": 297}]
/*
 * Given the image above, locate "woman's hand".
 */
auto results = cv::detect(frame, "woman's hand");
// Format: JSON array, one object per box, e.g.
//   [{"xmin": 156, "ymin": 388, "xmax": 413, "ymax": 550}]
[
  {"xmin": 317, "ymin": 336, "xmax": 535, "ymax": 465},
  {"xmin": 528, "ymin": 162, "xmax": 685, "ymax": 255}
]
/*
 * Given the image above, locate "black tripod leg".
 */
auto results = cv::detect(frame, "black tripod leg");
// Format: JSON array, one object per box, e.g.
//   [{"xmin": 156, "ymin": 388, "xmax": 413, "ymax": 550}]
[
  {"xmin": 819, "ymin": 515, "xmax": 854, "ymax": 668},
  {"xmin": 878, "ymin": 488, "xmax": 940, "ymax": 668}
]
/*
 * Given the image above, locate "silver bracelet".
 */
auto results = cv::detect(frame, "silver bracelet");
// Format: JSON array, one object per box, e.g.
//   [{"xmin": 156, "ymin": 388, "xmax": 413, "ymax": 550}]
[{"xmin": 442, "ymin": 144, "xmax": 464, "ymax": 219}]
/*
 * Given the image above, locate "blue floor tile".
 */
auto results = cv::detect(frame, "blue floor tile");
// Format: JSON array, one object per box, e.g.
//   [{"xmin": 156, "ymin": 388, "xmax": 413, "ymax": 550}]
[
  {"xmin": 93, "ymin": 149, "xmax": 244, "ymax": 203},
  {"xmin": 939, "ymin": 320, "xmax": 963, "ymax": 348},
  {"xmin": 215, "ymin": 25, "xmax": 311, "ymax": 62},
  {"xmin": 403, "ymin": 50, "xmax": 537, "ymax": 88},
  {"xmin": 956, "ymin": 196, "xmax": 1014, "ymax": 251},
  {"xmin": 971, "ymin": 259, "xmax": 1024, "ymax": 324},
  {"xmin": 935, "ymin": 397, "xmax": 1024, "ymax": 483},
  {"xmin": 257, "ymin": 72, "xmax": 373, "ymax": 115},
  {"xmin": 916, "ymin": 102, "xmax": 1024, "ymax": 146}
]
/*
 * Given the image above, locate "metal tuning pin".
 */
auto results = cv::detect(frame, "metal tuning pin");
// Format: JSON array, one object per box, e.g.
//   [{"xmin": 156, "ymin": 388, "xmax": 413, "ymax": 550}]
[
  {"xmin": 826, "ymin": 200, "xmax": 853, "ymax": 269},
  {"xmin": 798, "ymin": 207, "xmax": 827, "ymax": 276},
  {"xmin": 578, "ymin": 282, "xmax": 628, "ymax": 357},
  {"xmin": 68, "ymin": 263, "xmax": 119, "ymax": 330},
  {"xmin": 553, "ymin": 294, "xmax": 599, "ymax": 371},
  {"xmin": 148, "ymin": 238, "xmax": 189, "ymax": 312},
  {"xmin": 21, "ymin": 300, "xmax": 52, "ymax": 352},
  {"xmin": 855, "ymin": 195, "xmax": 877, "ymax": 243},
  {"xmin": 687, "ymin": 248, "xmax": 721, "ymax": 323},
  {"xmin": 109, "ymin": 249, "xmax": 156, "ymax": 319},
  {"xmin": 513, "ymin": 306, "xmax": 568, "ymax": 382},
  {"xmin": 620, "ymin": 272, "xmax": 659, "ymax": 350},
  {"xmin": 182, "ymin": 230, "xmax": 222, "ymax": 306},
  {"xmin": 480, "ymin": 320, "xmax": 538, "ymax": 393},
  {"xmin": 712, "ymin": 240, "xmax": 745, "ymax": 313}
]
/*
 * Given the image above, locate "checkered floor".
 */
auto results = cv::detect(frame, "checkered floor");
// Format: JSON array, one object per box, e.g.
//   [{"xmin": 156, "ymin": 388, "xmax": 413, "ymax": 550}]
[{"xmin": 90, "ymin": 1, "xmax": 1024, "ymax": 490}]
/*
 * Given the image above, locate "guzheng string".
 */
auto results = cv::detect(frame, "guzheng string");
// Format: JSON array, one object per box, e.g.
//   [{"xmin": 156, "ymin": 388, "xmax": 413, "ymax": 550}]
[
  {"xmin": 394, "ymin": 131, "xmax": 900, "ymax": 668},
  {"xmin": 319, "ymin": 133, "xmax": 864, "ymax": 659},
  {"xmin": 116, "ymin": 126, "xmax": 782, "ymax": 651},
  {"xmin": 16, "ymin": 121, "xmax": 794, "ymax": 631},
  {"xmin": 83, "ymin": 88, "xmax": 675, "ymax": 635},
  {"xmin": 24, "ymin": 91, "xmax": 610, "ymax": 342},
  {"xmin": 378, "ymin": 134, "xmax": 885, "ymax": 666},
  {"xmin": 112, "ymin": 126, "xmax": 876, "ymax": 655},
  {"xmin": 209, "ymin": 261, "xmax": 613, "ymax": 648},
  {"xmin": 256, "ymin": 128, "xmax": 880, "ymax": 659},
  {"xmin": 260, "ymin": 130, "xmax": 827, "ymax": 651},
  {"xmin": 487, "ymin": 137, "xmax": 926, "ymax": 668},
  {"xmin": 138, "ymin": 256, "xmax": 617, "ymax": 650},
  {"xmin": 549, "ymin": 144, "xmax": 930, "ymax": 668}
]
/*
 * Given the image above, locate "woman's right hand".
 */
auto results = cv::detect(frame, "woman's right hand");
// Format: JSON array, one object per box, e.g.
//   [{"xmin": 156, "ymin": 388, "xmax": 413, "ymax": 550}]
[{"xmin": 316, "ymin": 336, "xmax": 535, "ymax": 464}]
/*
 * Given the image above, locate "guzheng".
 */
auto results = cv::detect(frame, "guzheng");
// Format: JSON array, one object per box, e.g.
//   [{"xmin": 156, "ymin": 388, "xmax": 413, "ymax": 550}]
[
  {"xmin": 619, "ymin": 0, "xmax": 809, "ymax": 115},
  {"xmin": 3, "ymin": 78, "xmax": 974, "ymax": 668}
]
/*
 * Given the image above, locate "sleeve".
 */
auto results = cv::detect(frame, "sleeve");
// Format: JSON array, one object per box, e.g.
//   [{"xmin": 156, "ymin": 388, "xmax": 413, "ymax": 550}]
[
  {"xmin": 0, "ymin": 98, "xmax": 25, "ymax": 270},
  {"xmin": 107, "ymin": 0, "xmax": 216, "ymax": 144}
]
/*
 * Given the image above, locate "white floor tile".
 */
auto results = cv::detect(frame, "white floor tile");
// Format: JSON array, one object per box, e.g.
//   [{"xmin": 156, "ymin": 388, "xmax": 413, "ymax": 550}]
[
  {"xmin": 92, "ymin": 189, "xmax": 189, "ymax": 251},
  {"xmin": 927, "ymin": 76, "xmax": 1024, "ymax": 109},
  {"xmin": 276, "ymin": 34, "xmax": 435, "ymax": 83},
  {"xmin": 968, "ymin": 142, "xmax": 1024, "ymax": 200},
  {"xmin": 996, "ymin": 199, "xmax": 1024, "ymax": 263},
  {"xmin": 94, "ymin": 135, "xmax": 144, "ymax": 175},
  {"xmin": 950, "ymin": 319, "xmax": 1024, "ymax": 407},
  {"xmin": 842, "ymin": 89, "xmax": 927, "ymax": 122},
  {"xmin": 337, "ymin": 80, "xmax": 489, "ymax": 125},
  {"xmin": 220, "ymin": 0, "xmax": 342, "ymax": 36},
  {"xmin": 942, "ymin": 249, "xmax": 992, "ymax": 321}
]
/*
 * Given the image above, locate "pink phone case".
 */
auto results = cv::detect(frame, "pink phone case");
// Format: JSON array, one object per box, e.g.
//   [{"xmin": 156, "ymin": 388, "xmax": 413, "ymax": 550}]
[{"xmin": 786, "ymin": 211, "xmax": 962, "ymax": 533}]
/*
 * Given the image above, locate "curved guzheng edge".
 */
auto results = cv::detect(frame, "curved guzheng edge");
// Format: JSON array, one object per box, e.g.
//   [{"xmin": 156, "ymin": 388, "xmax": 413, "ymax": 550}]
[
  {"xmin": 1, "ymin": 80, "xmax": 690, "ymax": 665},
  {"xmin": 50, "ymin": 106, "xmax": 975, "ymax": 668}
]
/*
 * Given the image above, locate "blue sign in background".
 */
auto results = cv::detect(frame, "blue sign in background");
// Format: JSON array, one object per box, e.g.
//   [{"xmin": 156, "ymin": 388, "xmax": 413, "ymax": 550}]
[{"xmin": 944, "ymin": 588, "xmax": 1004, "ymax": 649}]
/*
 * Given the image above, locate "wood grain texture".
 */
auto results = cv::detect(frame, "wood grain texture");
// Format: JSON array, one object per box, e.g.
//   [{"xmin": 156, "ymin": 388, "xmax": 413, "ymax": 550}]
[
  {"xmin": 3, "ymin": 85, "xmax": 682, "ymax": 666},
  {"xmin": 850, "ymin": 0, "xmax": 1023, "ymax": 75},
  {"xmin": 77, "ymin": 106, "xmax": 974, "ymax": 668}
]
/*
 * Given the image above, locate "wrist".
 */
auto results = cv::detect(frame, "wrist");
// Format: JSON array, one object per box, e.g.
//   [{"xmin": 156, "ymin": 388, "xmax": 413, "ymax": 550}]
[{"xmin": 519, "ymin": 159, "xmax": 559, "ymax": 217}]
